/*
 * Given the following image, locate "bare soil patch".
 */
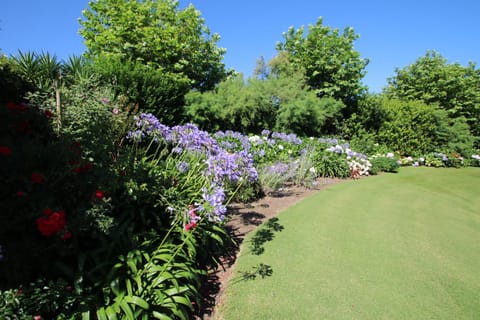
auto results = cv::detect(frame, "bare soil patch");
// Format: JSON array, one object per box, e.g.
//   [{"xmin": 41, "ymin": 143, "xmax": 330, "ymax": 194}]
[{"xmin": 198, "ymin": 177, "xmax": 344, "ymax": 319}]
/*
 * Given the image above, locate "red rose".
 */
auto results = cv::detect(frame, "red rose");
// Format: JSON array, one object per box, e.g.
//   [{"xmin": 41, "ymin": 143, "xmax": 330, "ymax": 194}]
[
  {"xmin": 44, "ymin": 110, "xmax": 53, "ymax": 118},
  {"xmin": 36, "ymin": 209, "xmax": 66, "ymax": 236},
  {"xmin": 16, "ymin": 190, "xmax": 26, "ymax": 197},
  {"xmin": 62, "ymin": 230, "xmax": 72, "ymax": 240},
  {"xmin": 44, "ymin": 208, "xmax": 54, "ymax": 215},
  {"xmin": 95, "ymin": 189, "xmax": 105, "ymax": 199},
  {"xmin": 36, "ymin": 216, "xmax": 59, "ymax": 236},
  {"xmin": 7, "ymin": 102, "xmax": 27, "ymax": 112},
  {"xmin": 0, "ymin": 146, "xmax": 11, "ymax": 156},
  {"xmin": 31, "ymin": 172, "xmax": 45, "ymax": 184}
]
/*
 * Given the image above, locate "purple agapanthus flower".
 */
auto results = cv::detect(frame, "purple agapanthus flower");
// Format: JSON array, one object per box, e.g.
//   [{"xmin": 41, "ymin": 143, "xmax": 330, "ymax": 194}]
[
  {"xmin": 177, "ymin": 161, "xmax": 189, "ymax": 173},
  {"xmin": 200, "ymin": 185, "xmax": 227, "ymax": 221},
  {"xmin": 271, "ymin": 132, "xmax": 302, "ymax": 145}
]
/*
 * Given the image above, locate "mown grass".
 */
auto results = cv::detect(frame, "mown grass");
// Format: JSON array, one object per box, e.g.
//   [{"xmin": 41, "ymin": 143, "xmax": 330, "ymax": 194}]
[{"xmin": 218, "ymin": 167, "xmax": 480, "ymax": 319}]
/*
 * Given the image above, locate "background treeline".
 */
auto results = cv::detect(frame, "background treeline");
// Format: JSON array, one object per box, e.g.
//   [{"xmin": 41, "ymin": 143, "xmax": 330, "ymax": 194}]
[{"xmin": 2, "ymin": 0, "xmax": 479, "ymax": 158}]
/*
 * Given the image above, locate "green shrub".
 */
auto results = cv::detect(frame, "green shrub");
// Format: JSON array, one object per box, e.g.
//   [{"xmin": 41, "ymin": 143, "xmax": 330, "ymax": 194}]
[
  {"xmin": 312, "ymin": 152, "xmax": 350, "ymax": 178},
  {"xmin": 369, "ymin": 156, "xmax": 400, "ymax": 175},
  {"xmin": 91, "ymin": 55, "xmax": 191, "ymax": 125}
]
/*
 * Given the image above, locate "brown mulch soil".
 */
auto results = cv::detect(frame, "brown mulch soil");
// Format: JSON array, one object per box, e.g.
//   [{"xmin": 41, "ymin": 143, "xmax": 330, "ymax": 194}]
[{"xmin": 197, "ymin": 177, "xmax": 345, "ymax": 319}]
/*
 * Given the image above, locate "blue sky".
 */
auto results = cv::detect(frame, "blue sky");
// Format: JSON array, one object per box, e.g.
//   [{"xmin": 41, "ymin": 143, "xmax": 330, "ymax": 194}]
[{"xmin": 1, "ymin": 0, "xmax": 479, "ymax": 92}]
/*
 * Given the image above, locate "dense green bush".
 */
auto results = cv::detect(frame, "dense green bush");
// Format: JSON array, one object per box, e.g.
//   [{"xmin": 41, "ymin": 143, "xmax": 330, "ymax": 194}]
[
  {"xmin": 0, "ymin": 55, "xmax": 34, "ymax": 103},
  {"xmin": 369, "ymin": 156, "xmax": 400, "ymax": 175},
  {"xmin": 91, "ymin": 55, "xmax": 191, "ymax": 125},
  {"xmin": 275, "ymin": 95, "xmax": 345, "ymax": 137},
  {"xmin": 310, "ymin": 150, "xmax": 350, "ymax": 178}
]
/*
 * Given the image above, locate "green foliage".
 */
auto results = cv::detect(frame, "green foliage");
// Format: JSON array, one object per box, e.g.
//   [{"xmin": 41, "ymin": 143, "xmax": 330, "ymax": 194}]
[
  {"xmin": 345, "ymin": 94, "xmax": 476, "ymax": 157},
  {"xmin": 375, "ymin": 98, "xmax": 439, "ymax": 155},
  {"xmin": 0, "ymin": 288, "xmax": 30, "ymax": 320},
  {"xmin": 369, "ymin": 156, "xmax": 399, "ymax": 175},
  {"xmin": 186, "ymin": 70, "xmax": 346, "ymax": 136},
  {"xmin": 385, "ymin": 51, "xmax": 480, "ymax": 138},
  {"xmin": 91, "ymin": 55, "xmax": 190, "ymax": 124},
  {"xmin": 98, "ymin": 241, "xmax": 200, "ymax": 319},
  {"xmin": 79, "ymin": 0, "xmax": 227, "ymax": 92},
  {"xmin": 276, "ymin": 17, "xmax": 369, "ymax": 110},
  {"xmin": 0, "ymin": 55, "xmax": 34, "ymax": 103},
  {"xmin": 186, "ymin": 74, "xmax": 277, "ymax": 133},
  {"xmin": 276, "ymin": 95, "xmax": 345, "ymax": 136},
  {"xmin": 257, "ymin": 162, "xmax": 293, "ymax": 193},
  {"xmin": 310, "ymin": 150, "xmax": 350, "ymax": 178}
]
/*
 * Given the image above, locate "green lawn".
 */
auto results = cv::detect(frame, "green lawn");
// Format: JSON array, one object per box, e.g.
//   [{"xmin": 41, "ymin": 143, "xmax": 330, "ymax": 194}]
[{"xmin": 218, "ymin": 167, "xmax": 480, "ymax": 320}]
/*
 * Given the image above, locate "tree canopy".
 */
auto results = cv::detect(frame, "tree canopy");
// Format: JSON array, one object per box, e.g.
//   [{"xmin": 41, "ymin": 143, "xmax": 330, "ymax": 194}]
[
  {"xmin": 385, "ymin": 51, "xmax": 480, "ymax": 137},
  {"xmin": 275, "ymin": 17, "xmax": 369, "ymax": 109},
  {"xmin": 79, "ymin": 0, "xmax": 227, "ymax": 92}
]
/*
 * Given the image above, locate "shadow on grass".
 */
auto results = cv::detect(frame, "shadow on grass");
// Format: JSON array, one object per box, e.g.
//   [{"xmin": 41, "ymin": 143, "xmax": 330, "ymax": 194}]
[
  {"xmin": 198, "ymin": 217, "xmax": 284, "ymax": 317},
  {"xmin": 232, "ymin": 217, "xmax": 284, "ymax": 283},
  {"xmin": 249, "ymin": 217, "xmax": 284, "ymax": 255}
]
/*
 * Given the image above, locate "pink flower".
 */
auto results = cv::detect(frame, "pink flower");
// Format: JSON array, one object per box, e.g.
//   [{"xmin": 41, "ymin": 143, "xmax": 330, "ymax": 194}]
[{"xmin": 184, "ymin": 222, "xmax": 197, "ymax": 232}]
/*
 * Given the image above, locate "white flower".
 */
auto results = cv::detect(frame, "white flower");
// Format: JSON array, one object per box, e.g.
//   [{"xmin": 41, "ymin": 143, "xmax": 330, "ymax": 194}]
[
  {"xmin": 386, "ymin": 152, "xmax": 394, "ymax": 158},
  {"xmin": 278, "ymin": 145, "xmax": 284, "ymax": 150},
  {"xmin": 309, "ymin": 167, "xmax": 317, "ymax": 174},
  {"xmin": 248, "ymin": 135, "xmax": 260, "ymax": 143}
]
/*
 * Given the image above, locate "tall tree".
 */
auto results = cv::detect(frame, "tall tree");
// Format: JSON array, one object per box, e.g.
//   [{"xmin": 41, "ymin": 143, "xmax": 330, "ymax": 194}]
[
  {"xmin": 385, "ymin": 51, "xmax": 480, "ymax": 137},
  {"xmin": 276, "ymin": 17, "xmax": 369, "ymax": 109},
  {"xmin": 79, "ymin": 0, "xmax": 227, "ymax": 92}
]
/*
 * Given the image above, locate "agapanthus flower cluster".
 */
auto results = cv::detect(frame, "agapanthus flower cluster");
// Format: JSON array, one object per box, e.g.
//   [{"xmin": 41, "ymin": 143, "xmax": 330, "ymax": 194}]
[
  {"xmin": 199, "ymin": 186, "xmax": 227, "ymax": 222},
  {"xmin": 265, "ymin": 161, "xmax": 291, "ymax": 177},
  {"xmin": 271, "ymin": 132, "xmax": 303, "ymax": 145},
  {"xmin": 127, "ymin": 113, "xmax": 258, "ymax": 222},
  {"xmin": 326, "ymin": 143, "xmax": 371, "ymax": 176},
  {"xmin": 214, "ymin": 130, "xmax": 252, "ymax": 152},
  {"xmin": 206, "ymin": 150, "xmax": 258, "ymax": 184},
  {"xmin": 126, "ymin": 113, "xmax": 171, "ymax": 143}
]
